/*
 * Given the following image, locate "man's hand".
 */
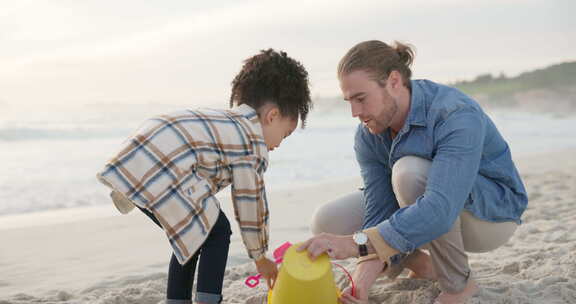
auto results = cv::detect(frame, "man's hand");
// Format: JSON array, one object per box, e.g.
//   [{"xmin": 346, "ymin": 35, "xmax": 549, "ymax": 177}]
[
  {"xmin": 297, "ymin": 233, "xmax": 358, "ymax": 260},
  {"xmin": 254, "ymin": 257, "xmax": 278, "ymax": 289},
  {"xmin": 339, "ymin": 287, "xmax": 369, "ymax": 304},
  {"xmin": 339, "ymin": 258, "xmax": 386, "ymax": 303}
]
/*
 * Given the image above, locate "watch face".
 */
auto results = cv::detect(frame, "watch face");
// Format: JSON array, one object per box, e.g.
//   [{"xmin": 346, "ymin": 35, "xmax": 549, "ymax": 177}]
[{"xmin": 354, "ymin": 232, "xmax": 368, "ymax": 245}]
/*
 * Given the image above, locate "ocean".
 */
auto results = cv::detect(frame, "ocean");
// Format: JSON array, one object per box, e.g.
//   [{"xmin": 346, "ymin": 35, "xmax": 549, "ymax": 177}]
[{"xmin": 1, "ymin": 104, "xmax": 575, "ymax": 217}]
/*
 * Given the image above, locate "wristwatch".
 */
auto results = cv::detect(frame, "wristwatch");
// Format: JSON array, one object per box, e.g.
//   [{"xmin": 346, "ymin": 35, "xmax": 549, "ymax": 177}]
[{"xmin": 353, "ymin": 231, "xmax": 369, "ymax": 257}]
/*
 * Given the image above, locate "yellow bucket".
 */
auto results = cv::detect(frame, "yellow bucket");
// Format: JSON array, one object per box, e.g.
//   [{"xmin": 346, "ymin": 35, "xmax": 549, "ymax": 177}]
[{"xmin": 267, "ymin": 243, "xmax": 340, "ymax": 304}]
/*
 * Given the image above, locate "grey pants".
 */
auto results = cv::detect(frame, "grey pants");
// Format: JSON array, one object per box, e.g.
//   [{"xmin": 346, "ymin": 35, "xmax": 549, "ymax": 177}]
[{"xmin": 311, "ymin": 156, "xmax": 518, "ymax": 293}]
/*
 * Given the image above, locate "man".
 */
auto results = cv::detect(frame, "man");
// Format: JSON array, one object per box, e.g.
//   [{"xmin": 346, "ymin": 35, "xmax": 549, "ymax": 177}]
[{"xmin": 298, "ymin": 40, "xmax": 527, "ymax": 304}]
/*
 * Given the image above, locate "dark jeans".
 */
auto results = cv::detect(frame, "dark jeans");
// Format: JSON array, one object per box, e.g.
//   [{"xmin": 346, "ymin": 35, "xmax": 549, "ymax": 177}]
[{"xmin": 139, "ymin": 207, "xmax": 232, "ymax": 302}]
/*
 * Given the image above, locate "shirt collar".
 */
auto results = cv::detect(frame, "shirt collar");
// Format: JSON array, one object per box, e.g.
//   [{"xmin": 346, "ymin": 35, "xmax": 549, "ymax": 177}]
[
  {"xmin": 231, "ymin": 104, "xmax": 264, "ymax": 136},
  {"xmin": 230, "ymin": 103, "xmax": 269, "ymax": 159},
  {"xmin": 234, "ymin": 104, "xmax": 259, "ymax": 121},
  {"xmin": 405, "ymin": 80, "xmax": 427, "ymax": 127}
]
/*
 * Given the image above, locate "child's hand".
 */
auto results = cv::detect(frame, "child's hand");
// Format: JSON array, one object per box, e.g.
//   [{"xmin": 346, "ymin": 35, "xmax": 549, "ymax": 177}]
[{"xmin": 255, "ymin": 257, "xmax": 278, "ymax": 289}]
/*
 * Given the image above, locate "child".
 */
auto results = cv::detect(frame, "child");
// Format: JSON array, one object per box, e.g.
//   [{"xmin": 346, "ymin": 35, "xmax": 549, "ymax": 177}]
[{"xmin": 96, "ymin": 49, "xmax": 312, "ymax": 304}]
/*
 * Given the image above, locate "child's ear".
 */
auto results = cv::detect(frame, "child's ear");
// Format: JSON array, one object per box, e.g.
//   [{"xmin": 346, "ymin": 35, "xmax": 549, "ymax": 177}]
[{"xmin": 264, "ymin": 107, "xmax": 280, "ymax": 124}]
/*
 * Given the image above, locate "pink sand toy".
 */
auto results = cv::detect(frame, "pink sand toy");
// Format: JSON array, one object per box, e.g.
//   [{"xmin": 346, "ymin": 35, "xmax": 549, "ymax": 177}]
[
  {"xmin": 244, "ymin": 241, "xmax": 293, "ymax": 288},
  {"xmin": 244, "ymin": 241, "xmax": 356, "ymax": 298}
]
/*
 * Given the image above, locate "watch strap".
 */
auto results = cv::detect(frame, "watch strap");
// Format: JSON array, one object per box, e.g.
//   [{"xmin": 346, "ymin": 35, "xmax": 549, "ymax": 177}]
[{"xmin": 358, "ymin": 244, "xmax": 368, "ymax": 256}]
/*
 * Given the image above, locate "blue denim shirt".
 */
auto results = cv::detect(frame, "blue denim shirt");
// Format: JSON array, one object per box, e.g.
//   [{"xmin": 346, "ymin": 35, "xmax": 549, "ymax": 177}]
[{"xmin": 356, "ymin": 79, "xmax": 528, "ymax": 254}]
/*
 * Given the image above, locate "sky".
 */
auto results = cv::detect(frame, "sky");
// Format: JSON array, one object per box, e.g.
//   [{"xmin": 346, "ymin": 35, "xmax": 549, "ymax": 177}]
[{"xmin": 0, "ymin": 0, "xmax": 574, "ymax": 109}]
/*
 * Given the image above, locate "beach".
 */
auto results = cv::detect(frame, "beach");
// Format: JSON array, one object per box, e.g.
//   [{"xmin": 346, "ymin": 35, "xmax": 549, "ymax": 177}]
[
  {"xmin": 1, "ymin": 148, "xmax": 575, "ymax": 303},
  {"xmin": 1, "ymin": 1, "xmax": 574, "ymax": 301}
]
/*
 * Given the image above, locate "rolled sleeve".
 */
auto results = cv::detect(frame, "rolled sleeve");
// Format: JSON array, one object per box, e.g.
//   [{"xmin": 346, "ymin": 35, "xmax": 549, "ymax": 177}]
[{"xmin": 377, "ymin": 220, "xmax": 415, "ymax": 253}]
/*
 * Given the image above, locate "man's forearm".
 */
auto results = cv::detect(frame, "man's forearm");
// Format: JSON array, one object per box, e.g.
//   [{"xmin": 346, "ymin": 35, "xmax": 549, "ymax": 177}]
[
  {"xmin": 362, "ymin": 227, "xmax": 400, "ymax": 264},
  {"xmin": 352, "ymin": 259, "xmax": 386, "ymax": 300}
]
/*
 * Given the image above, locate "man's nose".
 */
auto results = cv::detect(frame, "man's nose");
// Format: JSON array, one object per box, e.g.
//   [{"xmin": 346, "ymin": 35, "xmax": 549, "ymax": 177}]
[{"xmin": 351, "ymin": 103, "xmax": 362, "ymax": 118}]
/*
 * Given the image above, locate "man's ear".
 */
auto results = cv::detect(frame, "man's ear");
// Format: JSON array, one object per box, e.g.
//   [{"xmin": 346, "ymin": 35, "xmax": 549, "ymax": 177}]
[
  {"xmin": 387, "ymin": 70, "xmax": 403, "ymax": 90},
  {"xmin": 385, "ymin": 71, "xmax": 405, "ymax": 98}
]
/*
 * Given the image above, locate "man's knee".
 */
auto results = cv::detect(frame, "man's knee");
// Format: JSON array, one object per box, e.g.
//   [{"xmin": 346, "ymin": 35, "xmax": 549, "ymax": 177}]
[
  {"xmin": 311, "ymin": 203, "xmax": 337, "ymax": 235},
  {"xmin": 392, "ymin": 156, "xmax": 431, "ymax": 206},
  {"xmin": 310, "ymin": 192, "xmax": 364, "ymax": 235}
]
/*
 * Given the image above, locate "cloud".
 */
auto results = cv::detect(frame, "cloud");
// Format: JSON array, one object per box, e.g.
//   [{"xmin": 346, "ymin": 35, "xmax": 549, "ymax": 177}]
[{"xmin": 0, "ymin": 0, "xmax": 573, "ymax": 106}]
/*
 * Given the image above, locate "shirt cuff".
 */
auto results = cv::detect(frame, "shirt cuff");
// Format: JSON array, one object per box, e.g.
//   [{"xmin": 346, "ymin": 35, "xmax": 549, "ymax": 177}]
[
  {"xmin": 252, "ymin": 252, "xmax": 266, "ymax": 262},
  {"xmin": 248, "ymin": 248, "xmax": 267, "ymax": 261},
  {"xmin": 363, "ymin": 227, "xmax": 400, "ymax": 264},
  {"xmin": 377, "ymin": 220, "xmax": 415, "ymax": 253}
]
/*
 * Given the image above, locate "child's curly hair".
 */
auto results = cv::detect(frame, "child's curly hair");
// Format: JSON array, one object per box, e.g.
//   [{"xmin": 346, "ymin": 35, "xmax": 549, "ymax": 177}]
[{"xmin": 230, "ymin": 49, "xmax": 312, "ymax": 128}]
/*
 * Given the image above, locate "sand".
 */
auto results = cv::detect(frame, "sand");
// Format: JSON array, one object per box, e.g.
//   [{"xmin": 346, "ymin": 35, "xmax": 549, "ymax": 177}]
[{"xmin": 1, "ymin": 149, "xmax": 575, "ymax": 304}]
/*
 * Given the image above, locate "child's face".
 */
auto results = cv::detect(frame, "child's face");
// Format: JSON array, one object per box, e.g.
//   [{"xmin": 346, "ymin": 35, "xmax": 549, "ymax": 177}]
[{"xmin": 259, "ymin": 106, "xmax": 298, "ymax": 151}]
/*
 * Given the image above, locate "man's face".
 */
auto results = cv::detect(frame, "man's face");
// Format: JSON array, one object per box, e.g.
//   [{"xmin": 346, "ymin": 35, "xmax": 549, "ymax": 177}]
[{"xmin": 340, "ymin": 70, "xmax": 398, "ymax": 134}]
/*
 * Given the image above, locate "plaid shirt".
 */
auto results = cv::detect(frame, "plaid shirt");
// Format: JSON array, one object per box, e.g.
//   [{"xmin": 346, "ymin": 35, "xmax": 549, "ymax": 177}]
[{"xmin": 96, "ymin": 104, "xmax": 270, "ymax": 264}]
